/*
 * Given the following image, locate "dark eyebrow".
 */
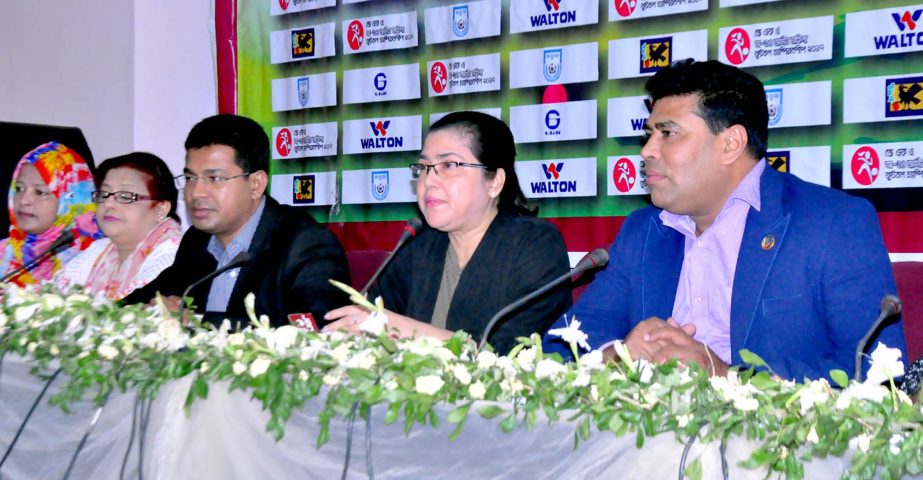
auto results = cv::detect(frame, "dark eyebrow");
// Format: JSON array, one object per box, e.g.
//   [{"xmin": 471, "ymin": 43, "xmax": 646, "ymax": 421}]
[{"xmin": 418, "ymin": 152, "xmax": 465, "ymax": 162}]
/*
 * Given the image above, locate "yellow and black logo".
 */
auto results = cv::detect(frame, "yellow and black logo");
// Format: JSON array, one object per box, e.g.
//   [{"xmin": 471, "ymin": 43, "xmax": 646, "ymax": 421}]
[
  {"xmin": 765, "ymin": 150, "xmax": 790, "ymax": 173},
  {"xmin": 293, "ymin": 175, "xmax": 315, "ymax": 204},
  {"xmin": 640, "ymin": 36, "xmax": 672, "ymax": 74},
  {"xmin": 885, "ymin": 76, "xmax": 923, "ymax": 118},
  {"xmin": 292, "ymin": 27, "xmax": 315, "ymax": 59}
]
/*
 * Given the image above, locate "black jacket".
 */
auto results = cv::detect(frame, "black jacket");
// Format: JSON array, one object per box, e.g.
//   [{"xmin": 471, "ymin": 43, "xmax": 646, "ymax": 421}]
[
  {"xmin": 370, "ymin": 213, "xmax": 572, "ymax": 353},
  {"xmin": 122, "ymin": 197, "xmax": 350, "ymax": 327}
]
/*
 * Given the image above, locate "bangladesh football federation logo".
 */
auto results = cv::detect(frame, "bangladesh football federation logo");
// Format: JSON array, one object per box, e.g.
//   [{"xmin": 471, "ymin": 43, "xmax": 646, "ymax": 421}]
[
  {"xmin": 275, "ymin": 128, "xmax": 293, "ymax": 157},
  {"xmin": 851, "ymin": 146, "xmax": 880, "ymax": 186},
  {"xmin": 640, "ymin": 37, "xmax": 671, "ymax": 74},
  {"xmin": 543, "ymin": 48, "xmax": 563, "ymax": 83},
  {"xmin": 613, "ymin": 157, "xmax": 637, "ymax": 193},
  {"xmin": 615, "ymin": 0, "xmax": 637, "ymax": 17},
  {"xmin": 724, "ymin": 28, "xmax": 751, "ymax": 65},
  {"xmin": 371, "ymin": 170, "xmax": 390, "ymax": 201},
  {"xmin": 430, "ymin": 62, "xmax": 448, "ymax": 94},
  {"xmin": 765, "ymin": 88, "xmax": 783, "ymax": 127},
  {"xmin": 452, "ymin": 6, "xmax": 469, "ymax": 37},
  {"xmin": 297, "ymin": 77, "xmax": 309, "ymax": 107},
  {"xmin": 347, "ymin": 20, "xmax": 364, "ymax": 51}
]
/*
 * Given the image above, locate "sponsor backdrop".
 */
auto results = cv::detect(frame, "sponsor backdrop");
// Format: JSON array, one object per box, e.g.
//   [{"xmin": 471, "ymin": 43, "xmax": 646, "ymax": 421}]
[{"xmin": 229, "ymin": 0, "xmax": 923, "ymax": 258}]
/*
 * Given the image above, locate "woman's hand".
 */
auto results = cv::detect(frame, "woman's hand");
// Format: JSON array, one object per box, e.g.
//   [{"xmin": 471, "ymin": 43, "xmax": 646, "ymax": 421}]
[{"xmin": 323, "ymin": 305, "xmax": 454, "ymax": 341}]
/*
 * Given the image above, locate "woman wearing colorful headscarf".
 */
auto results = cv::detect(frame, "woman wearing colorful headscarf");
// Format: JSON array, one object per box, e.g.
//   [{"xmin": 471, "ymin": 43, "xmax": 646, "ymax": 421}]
[{"xmin": 0, "ymin": 142, "xmax": 101, "ymax": 286}]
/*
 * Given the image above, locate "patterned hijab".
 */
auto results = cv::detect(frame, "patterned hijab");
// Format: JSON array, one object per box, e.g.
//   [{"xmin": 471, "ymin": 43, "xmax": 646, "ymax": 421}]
[{"xmin": 0, "ymin": 142, "xmax": 102, "ymax": 286}]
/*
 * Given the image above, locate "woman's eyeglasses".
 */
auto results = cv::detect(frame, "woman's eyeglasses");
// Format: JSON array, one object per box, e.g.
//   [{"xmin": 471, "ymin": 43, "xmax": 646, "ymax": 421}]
[
  {"xmin": 408, "ymin": 161, "xmax": 488, "ymax": 179},
  {"xmin": 91, "ymin": 191, "xmax": 154, "ymax": 204}
]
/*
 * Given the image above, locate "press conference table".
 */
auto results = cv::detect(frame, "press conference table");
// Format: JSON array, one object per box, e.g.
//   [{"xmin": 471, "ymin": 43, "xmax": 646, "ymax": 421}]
[{"xmin": 0, "ymin": 355, "xmax": 912, "ymax": 479}]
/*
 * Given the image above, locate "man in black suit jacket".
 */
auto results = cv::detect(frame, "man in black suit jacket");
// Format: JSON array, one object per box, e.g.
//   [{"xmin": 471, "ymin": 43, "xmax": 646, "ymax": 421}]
[{"xmin": 123, "ymin": 114, "xmax": 350, "ymax": 328}]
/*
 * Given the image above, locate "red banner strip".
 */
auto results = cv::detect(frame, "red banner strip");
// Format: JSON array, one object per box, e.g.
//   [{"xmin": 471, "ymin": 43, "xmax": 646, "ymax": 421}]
[
  {"xmin": 328, "ymin": 212, "xmax": 923, "ymax": 254},
  {"xmin": 215, "ymin": 0, "xmax": 237, "ymax": 114}
]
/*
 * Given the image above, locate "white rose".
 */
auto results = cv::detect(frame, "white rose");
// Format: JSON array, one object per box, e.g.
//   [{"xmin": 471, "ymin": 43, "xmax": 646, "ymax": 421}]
[
  {"xmin": 15, "ymin": 304, "xmax": 39, "ymax": 323},
  {"xmin": 865, "ymin": 342, "xmax": 905, "ymax": 385},
  {"xmin": 49, "ymin": 344, "xmax": 60, "ymax": 356},
  {"xmin": 451, "ymin": 364, "xmax": 472, "ymax": 385},
  {"xmin": 637, "ymin": 360, "xmax": 654, "ymax": 384},
  {"xmin": 332, "ymin": 344, "xmax": 351, "ymax": 364},
  {"xmin": 42, "ymin": 294, "xmax": 65, "ymax": 310},
  {"xmin": 323, "ymin": 373, "xmax": 341, "ymax": 386},
  {"xmin": 385, "ymin": 379, "xmax": 399, "ymax": 391},
  {"xmin": 495, "ymin": 357, "xmax": 517, "ymax": 378},
  {"xmin": 359, "ymin": 311, "xmax": 388, "ymax": 336},
  {"xmin": 676, "ymin": 413, "xmax": 691, "ymax": 428},
  {"xmin": 590, "ymin": 384, "xmax": 599, "ymax": 402},
  {"xmin": 581, "ymin": 350, "xmax": 604, "ymax": 370},
  {"xmin": 66, "ymin": 293, "xmax": 91, "ymax": 305},
  {"xmin": 228, "ymin": 333, "xmax": 245, "ymax": 346},
  {"xmin": 515, "ymin": 347, "xmax": 537, "ymax": 370},
  {"xmin": 806, "ymin": 426, "xmax": 820, "ymax": 444},
  {"xmin": 572, "ymin": 371, "xmax": 590, "ymax": 387},
  {"xmin": 799, "ymin": 380, "xmax": 830, "ymax": 415},
  {"xmin": 271, "ymin": 325, "xmax": 300, "ymax": 354},
  {"xmin": 121, "ymin": 343, "xmax": 135, "ymax": 355},
  {"xmin": 200, "ymin": 362, "xmax": 210, "ymax": 374},
  {"xmin": 346, "ymin": 350, "xmax": 376, "ymax": 370},
  {"xmin": 27, "ymin": 342, "xmax": 37, "ymax": 353},
  {"xmin": 120, "ymin": 312, "xmax": 136, "ymax": 324},
  {"xmin": 535, "ymin": 359, "xmax": 566, "ymax": 380},
  {"xmin": 850, "ymin": 433, "xmax": 871, "ymax": 453},
  {"xmin": 297, "ymin": 371, "xmax": 309, "ymax": 381},
  {"xmin": 476, "ymin": 351, "xmax": 497, "ymax": 369},
  {"xmin": 734, "ymin": 397, "xmax": 759, "ymax": 412},
  {"xmin": 415, "ymin": 375, "xmax": 445, "ymax": 395},
  {"xmin": 97, "ymin": 344, "xmax": 119, "ymax": 360},
  {"xmin": 468, "ymin": 381, "xmax": 486, "ymax": 400},
  {"xmin": 249, "ymin": 356, "xmax": 272, "ymax": 376},
  {"xmin": 232, "ymin": 362, "xmax": 247, "ymax": 375},
  {"xmin": 890, "ymin": 434, "xmax": 903, "ymax": 455}
]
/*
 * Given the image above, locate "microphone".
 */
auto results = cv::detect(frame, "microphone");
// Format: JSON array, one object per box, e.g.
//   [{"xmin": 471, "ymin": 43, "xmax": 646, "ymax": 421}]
[
  {"xmin": 177, "ymin": 251, "xmax": 252, "ymax": 321},
  {"xmin": 360, "ymin": 217, "xmax": 423, "ymax": 295},
  {"xmin": 0, "ymin": 230, "xmax": 75, "ymax": 283},
  {"xmin": 477, "ymin": 248, "xmax": 609, "ymax": 350},
  {"xmin": 854, "ymin": 294, "xmax": 902, "ymax": 382}
]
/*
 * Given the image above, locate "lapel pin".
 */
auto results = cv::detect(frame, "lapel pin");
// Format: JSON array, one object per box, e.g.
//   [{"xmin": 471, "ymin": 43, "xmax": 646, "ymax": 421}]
[{"xmin": 761, "ymin": 234, "xmax": 775, "ymax": 251}]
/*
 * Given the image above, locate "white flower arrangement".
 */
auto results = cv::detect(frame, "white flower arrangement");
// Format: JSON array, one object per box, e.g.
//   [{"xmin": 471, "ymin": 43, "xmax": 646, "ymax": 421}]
[{"xmin": 1, "ymin": 283, "xmax": 921, "ymax": 479}]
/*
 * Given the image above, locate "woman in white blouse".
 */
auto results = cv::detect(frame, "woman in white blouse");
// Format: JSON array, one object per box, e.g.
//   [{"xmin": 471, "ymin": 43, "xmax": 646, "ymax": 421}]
[{"xmin": 57, "ymin": 153, "xmax": 182, "ymax": 300}]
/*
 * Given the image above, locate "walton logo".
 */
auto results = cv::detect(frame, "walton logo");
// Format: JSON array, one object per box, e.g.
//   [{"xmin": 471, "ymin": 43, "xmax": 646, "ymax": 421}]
[
  {"xmin": 615, "ymin": 0, "xmax": 637, "ymax": 17},
  {"xmin": 612, "ymin": 157, "xmax": 636, "ymax": 193},
  {"xmin": 765, "ymin": 150, "xmax": 790, "ymax": 173},
  {"xmin": 543, "ymin": 162, "xmax": 563, "ymax": 180},
  {"xmin": 362, "ymin": 121, "xmax": 403, "ymax": 149},
  {"xmin": 875, "ymin": 10, "xmax": 923, "ymax": 50},
  {"xmin": 347, "ymin": 20, "xmax": 364, "ymax": 51},
  {"xmin": 532, "ymin": 162, "xmax": 576, "ymax": 194},
  {"xmin": 275, "ymin": 128, "xmax": 293, "ymax": 157},
  {"xmin": 291, "ymin": 28, "xmax": 315, "ymax": 59},
  {"xmin": 532, "ymin": 0, "xmax": 576, "ymax": 27},
  {"xmin": 640, "ymin": 36, "xmax": 671, "ymax": 74},
  {"xmin": 851, "ymin": 146, "xmax": 880, "ymax": 186},
  {"xmin": 724, "ymin": 28, "xmax": 751, "ymax": 65},
  {"xmin": 885, "ymin": 76, "xmax": 923, "ymax": 118},
  {"xmin": 374, "ymin": 72, "xmax": 387, "ymax": 96},
  {"xmin": 293, "ymin": 175, "xmax": 315, "ymax": 205},
  {"xmin": 430, "ymin": 62, "xmax": 448, "ymax": 94}
]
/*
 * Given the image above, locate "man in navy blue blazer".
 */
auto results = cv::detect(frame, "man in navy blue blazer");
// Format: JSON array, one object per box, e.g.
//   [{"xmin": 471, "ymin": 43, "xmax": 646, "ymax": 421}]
[{"xmin": 544, "ymin": 59, "xmax": 906, "ymax": 381}]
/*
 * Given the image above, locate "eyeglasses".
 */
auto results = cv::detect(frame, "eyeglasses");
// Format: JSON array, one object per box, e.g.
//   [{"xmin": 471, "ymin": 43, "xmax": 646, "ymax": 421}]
[
  {"xmin": 92, "ymin": 190, "xmax": 155, "ymax": 204},
  {"xmin": 408, "ymin": 161, "xmax": 489, "ymax": 179},
  {"xmin": 175, "ymin": 173, "xmax": 251, "ymax": 188}
]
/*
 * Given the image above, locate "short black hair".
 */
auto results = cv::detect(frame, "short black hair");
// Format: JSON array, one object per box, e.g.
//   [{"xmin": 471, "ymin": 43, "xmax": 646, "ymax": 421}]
[
  {"xmin": 184, "ymin": 114, "xmax": 270, "ymax": 174},
  {"xmin": 95, "ymin": 152, "xmax": 180, "ymax": 223},
  {"xmin": 429, "ymin": 111, "xmax": 536, "ymax": 216},
  {"xmin": 644, "ymin": 59, "xmax": 769, "ymax": 160}
]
